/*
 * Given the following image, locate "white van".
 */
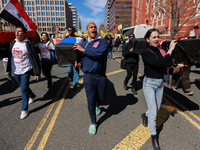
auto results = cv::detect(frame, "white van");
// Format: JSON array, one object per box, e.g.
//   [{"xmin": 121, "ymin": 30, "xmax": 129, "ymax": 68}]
[{"xmin": 122, "ymin": 24, "xmax": 153, "ymax": 38}]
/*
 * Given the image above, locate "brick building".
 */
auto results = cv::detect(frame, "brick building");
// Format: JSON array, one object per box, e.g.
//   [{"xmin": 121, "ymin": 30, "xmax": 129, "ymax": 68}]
[
  {"xmin": 109, "ymin": 0, "xmax": 133, "ymax": 33},
  {"xmin": 131, "ymin": 0, "xmax": 200, "ymax": 39}
]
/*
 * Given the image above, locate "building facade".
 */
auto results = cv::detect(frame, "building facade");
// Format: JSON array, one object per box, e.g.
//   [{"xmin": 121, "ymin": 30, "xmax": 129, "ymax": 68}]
[
  {"xmin": 132, "ymin": 0, "xmax": 200, "ymax": 39},
  {"xmin": 109, "ymin": 0, "xmax": 133, "ymax": 33},
  {"xmin": 77, "ymin": 14, "xmax": 81, "ymax": 30},
  {"xmin": 0, "ymin": 0, "xmax": 73, "ymax": 34},
  {"xmin": 103, "ymin": 0, "xmax": 110, "ymax": 32},
  {"xmin": 68, "ymin": 3, "xmax": 79, "ymax": 31}
]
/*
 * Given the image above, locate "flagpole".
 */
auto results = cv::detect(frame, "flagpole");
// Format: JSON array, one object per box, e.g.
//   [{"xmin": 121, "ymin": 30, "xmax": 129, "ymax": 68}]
[{"xmin": 0, "ymin": 0, "xmax": 11, "ymax": 15}]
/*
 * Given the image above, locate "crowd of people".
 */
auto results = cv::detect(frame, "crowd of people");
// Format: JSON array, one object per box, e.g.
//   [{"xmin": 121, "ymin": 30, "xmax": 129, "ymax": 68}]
[{"xmin": 1, "ymin": 22, "xmax": 197, "ymax": 150}]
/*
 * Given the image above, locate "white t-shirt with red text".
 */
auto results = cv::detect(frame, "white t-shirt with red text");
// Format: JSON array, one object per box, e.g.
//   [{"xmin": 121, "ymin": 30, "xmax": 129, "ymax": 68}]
[
  {"xmin": 11, "ymin": 39, "xmax": 32, "ymax": 75},
  {"xmin": 39, "ymin": 42, "xmax": 55, "ymax": 60}
]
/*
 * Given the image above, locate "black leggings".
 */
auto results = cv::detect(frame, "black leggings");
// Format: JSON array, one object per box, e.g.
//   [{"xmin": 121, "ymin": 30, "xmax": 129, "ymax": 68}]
[
  {"xmin": 41, "ymin": 58, "xmax": 52, "ymax": 87},
  {"xmin": 124, "ymin": 63, "xmax": 138, "ymax": 89}
]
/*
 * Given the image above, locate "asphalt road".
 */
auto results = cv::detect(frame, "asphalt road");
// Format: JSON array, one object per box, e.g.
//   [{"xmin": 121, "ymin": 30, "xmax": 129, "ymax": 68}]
[{"xmin": 0, "ymin": 50, "xmax": 200, "ymax": 150}]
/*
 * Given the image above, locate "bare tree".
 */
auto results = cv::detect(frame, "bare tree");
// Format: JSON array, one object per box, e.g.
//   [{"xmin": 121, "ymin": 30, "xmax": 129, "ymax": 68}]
[{"xmin": 160, "ymin": 0, "xmax": 200, "ymax": 39}]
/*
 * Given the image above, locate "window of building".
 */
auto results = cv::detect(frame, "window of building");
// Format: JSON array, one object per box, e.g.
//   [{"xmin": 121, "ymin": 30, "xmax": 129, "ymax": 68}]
[
  {"xmin": 41, "ymin": 6, "xmax": 45, "ymax": 10},
  {"xmin": 27, "ymin": 1, "xmax": 31, "ymax": 5},
  {"xmin": 42, "ymin": 23, "xmax": 46, "ymax": 26},
  {"xmin": 43, "ymin": 28, "xmax": 46, "ymax": 31},
  {"xmin": 61, "ymin": 23, "xmax": 65, "ymax": 26},
  {"xmin": 41, "ymin": 1, "xmax": 44, "ymax": 5},
  {"xmin": 24, "ymin": 7, "xmax": 27, "ymax": 11},
  {"xmin": 55, "ymin": 7, "xmax": 59, "ymax": 10},
  {"xmin": 50, "ymin": 1, "xmax": 54, "ymax": 5},
  {"xmin": 36, "ymin": 1, "xmax": 39, "ymax": 5},
  {"xmin": 45, "ymin": 1, "xmax": 49, "ymax": 5},
  {"xmin": 56, "ymin": 12, "xmax": 59, "ymax": 16},
  {"xmin": 32, "ymin": 7, "xmax": 35, "ymax": 11},
  {"xmin": 37, "ymin": 12, "xmax": 40, "ymax": 16},
  {"xmin": 60, "ymin": 7, "xmax": 64, "ymax": 10},
  {"xmin": 38, "ymin": 23, "xmax": 41, "ymax": 26},
  {"xmin": 42, "ymin": 17, "xmax": 46, "ymax": 21},
  {"xmin": 41, "ymin": 12, "xmax": 45, "ymax": 16},
  {"xmin": 51, "ymin": 12, "xmax": 55, "ymax": 16},
  {"xmin": 37, "ymin": 17, "xmax": 41, "ymax": 21},
  {"xmin": 60, "ymin": 1, "xmax": 64, "ymax": 5},
  {"xmin": 32, "ymin": 1, "xmax": 34, "ymax": 5},
  {"xmin": 61, "ymin": 12, "xmax": 64, "ymax": 16},
  {"xmin": 52, "ymin": 17, "xmax": 55, "ymax": 21},
  {"xmin": 33, "ymin": 12, "xmax": 35, "ymax": 16},
  {"xmin": 46, "ymin": 12, "xmax": 50, "ymax": 16},
  {"xmin": 28, "ymin": 7, "xmax": 31, "ymax": 11},
  {"xmin": 51, "ymin": 7, "xmax": 54, "ymax": 10},
  {"xmin": 47, "ymin": 17, "xmax": 50, "ymax": 21},
  {"xmin": 55, "ymin": 1, "xmax": 59, "ymax": 5},
  {"xmin": 23, "ymin": 1, "xmax": 26, "ymax": 5},
  {"xmin": 46, "ymin": 6, "xmax": 50, "ymax": 10},
  {"xmin": 36, "ymin": 6, "xmax": 40, "ymax": 10},
  {"xmin": 56, "ymin": 17, "xmax": 60, "ymax": 21},
  {"xmin": 61, "ymin": 17, "xmax": 65, "ymax": 21},
  {"xmin": 28, "ymin": 12, "xmax": 32, "ymax": 16},
  {"xmin": 33, "ymin": 18, "xmax": 36, "ymax": 21},
  {"xmin": 146, "ymin": 1, "xmax": 149, "ymax": 13}
]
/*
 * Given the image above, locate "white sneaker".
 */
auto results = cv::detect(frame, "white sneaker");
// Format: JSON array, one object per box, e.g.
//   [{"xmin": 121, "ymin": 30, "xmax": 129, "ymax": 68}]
[
  {"xmin": 20, "ymin": 111, "xmax": 28, "ymax": 120},
  {"xmin": 28, "ymin": 96, "xmax": 36, "ymax": 104}
]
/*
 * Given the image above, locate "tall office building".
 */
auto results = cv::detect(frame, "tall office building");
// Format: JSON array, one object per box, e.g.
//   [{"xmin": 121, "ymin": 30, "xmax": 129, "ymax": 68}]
[
  {"xmin": 68, "ymin": 3, "xmax": 78, "ymax": 31},
  {"xmin": 77, "ymin": 14, "xmax": 81, "ymax": 30},
  {"xmin": 109, "ymin": 0, "xmax": 132, "ymax": 33},
  {"xmin": 103, "ymin": 0, "xmax": 110, "ymax": 32},
  {"xmin": 0, "ymin": 0, "xmax": 73, "ymax": 34}
]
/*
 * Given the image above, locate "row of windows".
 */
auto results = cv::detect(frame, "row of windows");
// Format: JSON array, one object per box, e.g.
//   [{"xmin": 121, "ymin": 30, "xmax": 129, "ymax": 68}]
[
  {"xmin": 115, "ymin": 6, "xmax": 132, "ymax": 9},
  {"xmin": 24, "ymin": 1, "xmax": 64, "ymax": 5},
  {"xmin": 36, "ymin": 17, "xmax": 65, "ymax": 21},
  {"xmin": 116, "ymin": 1, "xmax": 132, "ymax": 4},
  {"xmin": 24, "ymin": 6, "xmax": 64, "ymax": 11},
  {"xmin": 33, "ymin": 12, "xmax": 65, "ymax": 16}
]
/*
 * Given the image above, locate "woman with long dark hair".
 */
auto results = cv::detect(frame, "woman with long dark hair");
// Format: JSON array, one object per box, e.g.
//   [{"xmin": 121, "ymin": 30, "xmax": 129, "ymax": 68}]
[
  {"xmin": 38, "ymin": 32, "xmax": 55, "ymax": 89},
  {"xmin": 141, "ymin": 28, "xmax": 177, "ymax": 150}
]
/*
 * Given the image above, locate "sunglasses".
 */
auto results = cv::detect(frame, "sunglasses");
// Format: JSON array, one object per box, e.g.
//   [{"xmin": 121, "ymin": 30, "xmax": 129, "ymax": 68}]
[
  {"xmin": 129, "ymin": 36, "xmax": 135, "ymax": 38},
  {"xmin": 68, "ymin": 30, "xmax": 72, "ymax": 31}
]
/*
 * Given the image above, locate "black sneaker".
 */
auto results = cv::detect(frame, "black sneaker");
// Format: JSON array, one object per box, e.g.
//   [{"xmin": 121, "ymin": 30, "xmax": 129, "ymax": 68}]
[{"xmin": 185, "ymin": 91, "xmax": 194, "ymax": 96}]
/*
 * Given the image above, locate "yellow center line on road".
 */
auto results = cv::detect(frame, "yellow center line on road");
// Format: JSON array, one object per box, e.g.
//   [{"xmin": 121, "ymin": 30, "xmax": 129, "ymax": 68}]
[
  {"xmin": 24, "ymin": 78, "xmax": 68, "ymax": 150},
  {"xmin": 37, "ymin": 81, "xmax": 71, "ymax": 150},
  {"xmin": 112, "ymin": 98, "xmax": 175, "ymax": 150}
]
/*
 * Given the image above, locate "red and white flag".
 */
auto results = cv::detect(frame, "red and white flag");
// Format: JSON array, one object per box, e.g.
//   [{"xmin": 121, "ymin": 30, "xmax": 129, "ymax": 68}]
[{"xmin": 0, "ymin": 0, "xmax": 37, "ymax": 30}]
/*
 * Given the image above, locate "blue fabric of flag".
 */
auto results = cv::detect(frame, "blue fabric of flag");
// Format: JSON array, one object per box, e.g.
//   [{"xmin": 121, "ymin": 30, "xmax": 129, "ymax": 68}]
[{"xmin": 59, "ymin": 37, "xmax": 77, "ymax": 44}]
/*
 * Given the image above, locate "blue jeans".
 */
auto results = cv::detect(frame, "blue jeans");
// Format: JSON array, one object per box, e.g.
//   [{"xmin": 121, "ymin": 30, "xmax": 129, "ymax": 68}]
[
  {"xmin": 143, "ymin": 76, "xmax": 164, "ymax": 135},
  {"xmin": 108, "ymin": 47, "xmax": 113, "ymax": 59},
  {"xmin": 83, "ymin": 74, "xmax": 107, "ymax": 124},
  {"xmin": 66, "ymin": 66, "xmax": 79, "ymax": 87},
  {"xmin": 14, "ymin": 70, "xmax": 35, "ymax": 111}
]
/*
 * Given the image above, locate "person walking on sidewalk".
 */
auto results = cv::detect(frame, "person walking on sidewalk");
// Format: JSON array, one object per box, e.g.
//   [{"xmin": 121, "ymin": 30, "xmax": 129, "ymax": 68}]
[
  {"xmin": 141, "ymin": 28, "xmax": 177, "ymax": 150},
  {"xmin": 65, "ymin": 27, "xmax": 80, "ymax": 91},
  {"xmin": 122, "ymin": 34, "xmax": 139, "ymax": 95},
  {"xmin": 115, "ymin": 36, "xmax": 121, "ymax": 52},
  {"xmin": 107, "ymin": 35, "xmax": 113, "ymax": 60},
  {"xmin": 7, "ymin": 26, "xmax": 41, "ymax": 120},
  {"xmin": 73, "ymin": 22, "xmax": 108, "ymax": 135},
  {"xmin": 38, "ymin": 32, "xmax": 55, "ymax": 89}
]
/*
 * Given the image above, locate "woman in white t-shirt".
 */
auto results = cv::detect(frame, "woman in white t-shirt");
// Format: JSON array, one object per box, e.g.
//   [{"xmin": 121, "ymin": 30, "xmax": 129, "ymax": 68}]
[{"xmin": 38, "ymin": 32, "xmax": 55, "ymax": 89}]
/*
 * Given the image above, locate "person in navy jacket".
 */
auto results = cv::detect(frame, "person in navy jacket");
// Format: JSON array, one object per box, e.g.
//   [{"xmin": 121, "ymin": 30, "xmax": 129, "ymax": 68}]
[{"xmin": 73, "ymin": 22, "xmax": 108, "ymax": 134}]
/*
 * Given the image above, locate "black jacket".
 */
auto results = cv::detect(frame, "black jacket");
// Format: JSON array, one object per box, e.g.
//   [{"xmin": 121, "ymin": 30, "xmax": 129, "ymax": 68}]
[
  {"xmin": 122, "ymin": 41, "xmax": 139, "ymax": 64},
  {"xmin": 7, "ymin": 40, "xmax": 41, "ymax": 76},
  {"xmin": 142, "ymin": 46, "xmax": 173, "ymax": 79}
]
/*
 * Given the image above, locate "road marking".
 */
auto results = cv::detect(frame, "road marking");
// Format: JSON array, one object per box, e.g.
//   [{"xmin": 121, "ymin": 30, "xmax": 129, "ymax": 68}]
[
  {"xmin": 112, "ymin": 99, "xmax": 175, "ymax": 150},
  {"xmin": 37, "ymin": 82, "xmax": 71, "ymax": 150},
  {"xmin": 164, "ymin": 93, "xmax": 200, "ymax": 122},
  {"xmin": 24, "ymin": 78, "xmax": 68, "ymax": 150}
]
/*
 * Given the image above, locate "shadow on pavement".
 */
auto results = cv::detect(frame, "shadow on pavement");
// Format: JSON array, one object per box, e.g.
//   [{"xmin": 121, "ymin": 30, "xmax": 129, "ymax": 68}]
[
  {"xmin": 0, "ymin": 96, "xmax": 22, "ymax": 109},
  {"xmin": 29, "ymin": 77, "xmax": 68, "ymax": 114},
  {"xmin": 97, "ymin": 79, "xmax": 138, "ymax": 126},
  {"xmin": 164, "ymin": 86, "xmax": 199, "ymax": 111},
  {"xmin": 0, "ymin": 79, "xmax": 18, "ymax": 96}
]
